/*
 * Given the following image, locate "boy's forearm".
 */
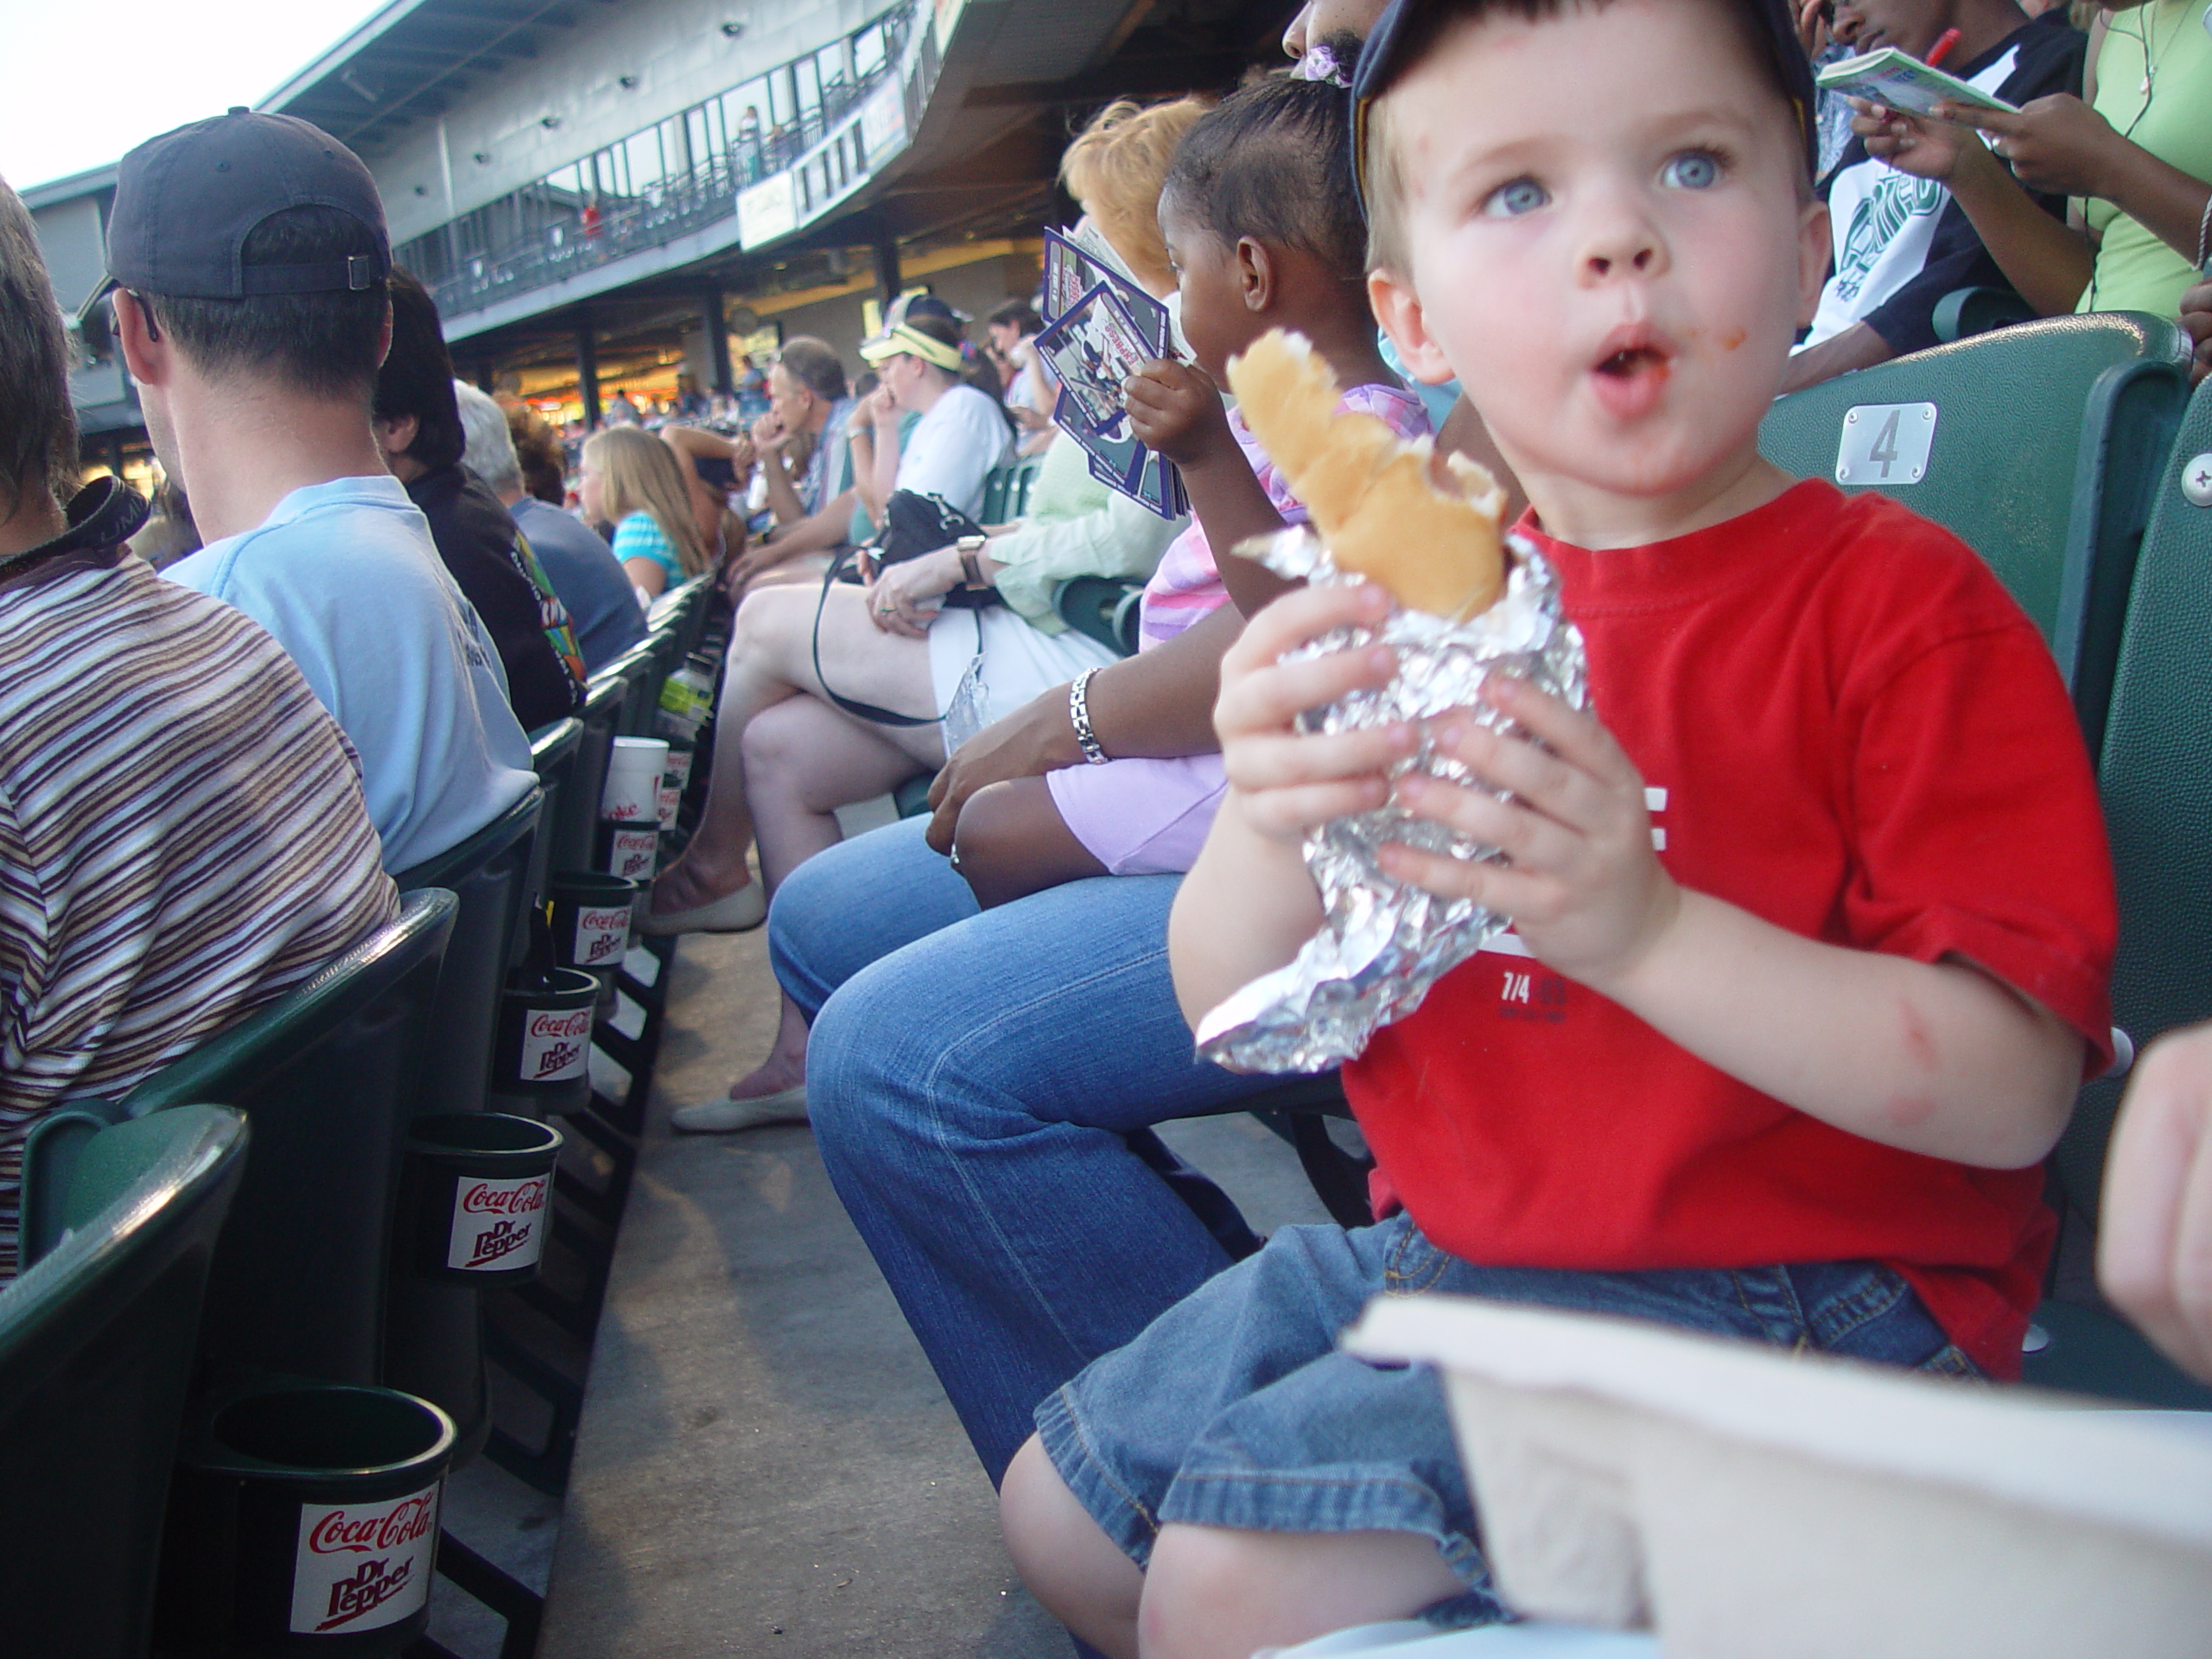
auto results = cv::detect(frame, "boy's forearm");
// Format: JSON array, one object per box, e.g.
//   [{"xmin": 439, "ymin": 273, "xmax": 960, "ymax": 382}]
[
  {"xmin": 1947, "ymin": 147, "xmax": 2094, "ymax": 315},
  {"xmin": 1601, "ymin": 889, "xmax": 2083, "ymax": 1168},
  {"xmin": 1169, "ymin": 798, "xmax": 1325, "ymax": 1027}
]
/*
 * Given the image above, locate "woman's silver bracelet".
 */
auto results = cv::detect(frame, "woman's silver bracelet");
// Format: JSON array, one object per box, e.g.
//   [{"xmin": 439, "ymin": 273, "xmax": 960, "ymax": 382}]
[{"xmin": 1069, "ymin": 668, "xmax": 1109, "ymax": 766}]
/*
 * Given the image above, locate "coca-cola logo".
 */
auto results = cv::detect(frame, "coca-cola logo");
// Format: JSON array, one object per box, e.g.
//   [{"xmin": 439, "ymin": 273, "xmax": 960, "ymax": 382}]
[
  {"xmin": 601, "ymin": 801, "xmax": 648, "ymax": 822},
  {"xmin": 528, "ymin": 1008, "xmax": 592, "ymax": 1040},
  {"xmin": 316, "ymin": 1558, "xmax": 415, "ymax": 1631},
  {"xmin": 308, "ymin": 1493, "xmax": 436, "ymax": 1556},
  {"xmin": 465, "ymin": 1218, "xmax": 536, "ymax": 1268},
  {"xmin": 460, "ymin": 1179, "xmax": 546, "ymax": 1216}
]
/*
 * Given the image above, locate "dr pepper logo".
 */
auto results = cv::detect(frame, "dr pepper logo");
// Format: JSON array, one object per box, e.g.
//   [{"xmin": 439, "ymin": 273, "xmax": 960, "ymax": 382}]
[
  {"xmin": 316, "ymin": 1557, "xmax": 416, "ymax": 1631},
  {"xmin": 292, "ymin": 1486, "xmax": 439, "ymax": 1635}
]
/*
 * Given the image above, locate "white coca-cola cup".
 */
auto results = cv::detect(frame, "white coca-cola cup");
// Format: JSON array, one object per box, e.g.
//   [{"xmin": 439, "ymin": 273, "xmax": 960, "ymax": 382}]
[{"xmin": 599, "ymin": 736, "xmax": 670, "ymax": 826}]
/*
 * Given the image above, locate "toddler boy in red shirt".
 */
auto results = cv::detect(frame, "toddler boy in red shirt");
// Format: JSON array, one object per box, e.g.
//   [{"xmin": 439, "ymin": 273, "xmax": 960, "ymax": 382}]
[{"xmin": 995, "ymin": 1, "xmax": 2118, "ymax": 1656}]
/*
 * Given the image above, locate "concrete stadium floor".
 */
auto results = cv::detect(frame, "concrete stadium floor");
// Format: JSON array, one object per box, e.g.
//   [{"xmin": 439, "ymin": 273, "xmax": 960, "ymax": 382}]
[{"xmin": 498, "ymin": 877, "xmax": 1332, "ymax": 1657}]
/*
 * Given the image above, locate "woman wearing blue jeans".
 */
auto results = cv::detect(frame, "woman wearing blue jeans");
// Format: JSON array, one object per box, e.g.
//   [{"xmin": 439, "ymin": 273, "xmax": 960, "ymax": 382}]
[{"xmin": 772, "ymin": 809, "xmax": 1282, "ymax": 1484}]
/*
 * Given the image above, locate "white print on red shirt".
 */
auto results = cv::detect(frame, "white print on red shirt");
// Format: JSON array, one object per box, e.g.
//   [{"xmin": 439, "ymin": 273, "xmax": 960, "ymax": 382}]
[{"xmin": 1480, "ymin": 785, "xmax": 1668, "ymax": 1021}]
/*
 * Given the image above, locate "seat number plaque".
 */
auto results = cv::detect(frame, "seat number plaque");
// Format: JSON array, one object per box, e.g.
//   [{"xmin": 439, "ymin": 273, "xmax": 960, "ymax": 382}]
[{"xmin": 1834, "ymin": 402, "xmax": 1937, "ymax": 486}]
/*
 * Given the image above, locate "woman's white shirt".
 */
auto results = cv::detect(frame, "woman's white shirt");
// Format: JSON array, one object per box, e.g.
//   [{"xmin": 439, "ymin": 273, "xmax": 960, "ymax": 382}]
[{"xmin": 894, "ymin": 384, "xmax": 1011, "ymax": 520}]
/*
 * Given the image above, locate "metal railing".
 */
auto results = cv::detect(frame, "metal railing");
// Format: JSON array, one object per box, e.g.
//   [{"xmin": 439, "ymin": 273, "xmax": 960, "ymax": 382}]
[{"xmin": 418, "ymin": 2, "xmax": 930, "ymax": 321}]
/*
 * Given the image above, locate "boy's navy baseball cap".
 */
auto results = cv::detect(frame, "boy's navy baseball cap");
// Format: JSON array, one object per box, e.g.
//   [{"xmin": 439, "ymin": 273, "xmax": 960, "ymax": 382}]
[
  {"xmin": 105, "ymin": 107, "xmax": 391, "ymax": 299},
  {"xmin": 1349, "ymin": 0, "xmax": 1820, "ymax": 208}
]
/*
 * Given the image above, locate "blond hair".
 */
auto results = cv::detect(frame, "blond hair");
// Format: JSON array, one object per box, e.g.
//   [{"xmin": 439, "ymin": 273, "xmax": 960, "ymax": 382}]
[
  {"xmin": 583, "ymin": 425, "xmax": 709, "ymax": 577},
  {"xmin": 1059, "ymin": 97, "xmax": 1211, "ymax": 294}
]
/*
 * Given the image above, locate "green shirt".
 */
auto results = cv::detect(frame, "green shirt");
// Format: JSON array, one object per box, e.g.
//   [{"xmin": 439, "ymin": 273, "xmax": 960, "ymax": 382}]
[
  {"xmin": 2075, "ymin": 0, "xmax": 2212, "ymax": 317},
  {"xmin": 984, "ymin": 435, "xmax": 1186, "ymax": 632}
]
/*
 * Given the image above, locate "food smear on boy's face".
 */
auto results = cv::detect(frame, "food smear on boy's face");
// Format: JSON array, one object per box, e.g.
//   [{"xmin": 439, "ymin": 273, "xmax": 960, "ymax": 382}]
[{"xmin": 1382, "ymin": 0, "xmax": 1814, "ymax": 510}]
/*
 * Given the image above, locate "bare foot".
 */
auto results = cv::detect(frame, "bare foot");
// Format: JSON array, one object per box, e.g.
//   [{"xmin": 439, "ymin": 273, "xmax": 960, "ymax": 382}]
[{"xmin": 652, "ymin": 855, "xmax": 749, "ymax": 918}]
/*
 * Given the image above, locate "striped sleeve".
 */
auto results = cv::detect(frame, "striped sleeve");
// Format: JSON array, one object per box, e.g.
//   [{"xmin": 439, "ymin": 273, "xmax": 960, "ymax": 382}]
[{"xmin": 0, "ymin": 556, "xmax": 398, "ymax": 1275}]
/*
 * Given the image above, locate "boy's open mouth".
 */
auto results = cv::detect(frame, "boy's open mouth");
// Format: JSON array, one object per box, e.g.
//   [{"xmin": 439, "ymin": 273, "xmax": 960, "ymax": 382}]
[
  {"xmin": 1597, "ymin": 346, "xmax": 1666, "ymax": 378},
  {"xmin": 1588, "ymin": 328, "xmax": 1673, "ymax": 419}
]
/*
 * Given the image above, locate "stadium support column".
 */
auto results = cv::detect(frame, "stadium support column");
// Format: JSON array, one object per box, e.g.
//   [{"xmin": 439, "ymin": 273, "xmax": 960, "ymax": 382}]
[
  {"xmin": 874, "ymin": 235, "xmax": 901, "ymax": 313},
  {"xmin": 705, "ymin": 287, "xmax": 734, "ymax": 396},
  {"xmin": 576, "ymin": 314, "xmax": 601, "ymax": 428}
]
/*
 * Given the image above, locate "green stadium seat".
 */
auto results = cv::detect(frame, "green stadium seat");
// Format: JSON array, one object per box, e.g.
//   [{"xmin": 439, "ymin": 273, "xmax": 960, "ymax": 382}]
[
  {"xmin": 1054, "ymin": 574, "xmax": 1146, "ymax": 658},
  {"xmin": 391, "ymin": 794, "xmax": 550, "ymax": 1462},
  {"xmin": 2024, "ymin": 377, "xmax": 2212, "ymax": 1411},
  {"xmin": 562, "ymin": 666, "xmax": 629, "ymax": 876},
  {"xmin": 1008, "ymin": 456, "xmax": 1045, "ymax": 518},
  {"xmin": 1930, "ymin": 285, "xmax": 2037, "ymax": 345},
  {"xmin": 1760, "ymin": 311, "xmax": 2190, "ymax": 753},
  {"xmin": 982, "ymin": 455, "xmax": 1046, "ymax": 523},
  {"xmin": 525, "ymin": 717, "xmax": 582, "ymax": 938},
  {"xmin": 392, "ymin": 785, "xmax": 547, "ymax": 1117},
  {"xmin": 0, "ymin": 1105, "xmax": 247, "ymax": 1659},
  {"xmin": 29, "ymin": 892, "xmax": 456, "ymax": 1391},
  {"xmin": 893, "ymin": 772, "xmax": 935, "ymax": 820}
]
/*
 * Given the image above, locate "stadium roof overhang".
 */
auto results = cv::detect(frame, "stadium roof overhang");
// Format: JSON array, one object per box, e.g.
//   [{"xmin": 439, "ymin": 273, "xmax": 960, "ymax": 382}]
[
  {"xmin": 261, "ymin": 0, "xmax": 594, "ymax": 158},
  {"xmin": 263, "ymin": 0, "xmax": 1293, "ymax": 364}
]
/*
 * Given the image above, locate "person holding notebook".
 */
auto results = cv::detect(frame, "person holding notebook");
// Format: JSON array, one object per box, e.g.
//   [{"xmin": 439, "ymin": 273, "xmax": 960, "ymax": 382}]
[{"xmin": 1785, "ymin": 0, "xmax": 2084, "ymax": 391}]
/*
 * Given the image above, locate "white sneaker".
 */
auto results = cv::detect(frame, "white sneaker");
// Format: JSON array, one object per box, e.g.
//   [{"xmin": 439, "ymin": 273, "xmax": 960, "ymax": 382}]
[{"xmin": 670, "ymin": 1082, "xmax": 808, "ymax": 1133}]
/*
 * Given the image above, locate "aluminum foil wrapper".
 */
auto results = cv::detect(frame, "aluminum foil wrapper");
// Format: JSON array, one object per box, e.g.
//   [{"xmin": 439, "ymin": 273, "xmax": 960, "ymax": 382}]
[{"xmin": 1192, "ymin": 527, "xmax": 1587, "ymax": 1073}]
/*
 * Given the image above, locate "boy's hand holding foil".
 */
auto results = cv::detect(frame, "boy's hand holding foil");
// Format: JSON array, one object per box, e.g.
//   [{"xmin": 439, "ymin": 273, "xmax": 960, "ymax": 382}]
[{"xmin": 1191, "ymin": 329, "xmax": 1589, "ymax": 1071}]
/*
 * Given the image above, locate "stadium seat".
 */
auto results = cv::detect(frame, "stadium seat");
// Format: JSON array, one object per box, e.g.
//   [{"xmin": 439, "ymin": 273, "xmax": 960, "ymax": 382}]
[
  {"xmin": 0, "ymin": 1105, "xmax": 247, "ymax": 1659},
  {"xmin": 392, "ymin": 784, "xmax": 547, "ymax": 1117},
  {"xmin": 1930, "ymin": 284, "xmax": 2037, "ymax": 344},
  {"xmin": 1760, "ymin": 311, "xmax": 2190, "ymax": 753},
  {"xmin": 2024, "ymin": 375, "xmax": 2212, "ymax": 1411},
  {"xmin": 981, "ymin": 456, "xmax": 1045, "ymax": 524},
  {"xmin": 391, "ymin": 794, "xmax": 550, "ymax": 1461},
  {"xmin": 31, "ymin": 891, "xmax": 456, "ymax": 1390},
  {"xmin": 561, "ymin": 665, "xmax": 630, "ymax": 875},
  {"xmin": 893, "ymin": 772, "xmax": 936, "ymax": 820},
  {"xmin": 526, "ymin": 716, "xmax": 582, "ymax": 942},
  {"xmin": 1054, "ymin": 573, "xmax": 1147, "ymax": 658}
]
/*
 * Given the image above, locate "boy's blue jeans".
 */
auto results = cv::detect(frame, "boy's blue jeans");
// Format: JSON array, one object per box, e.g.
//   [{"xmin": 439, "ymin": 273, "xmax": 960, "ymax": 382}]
[
  {"xmin": 772, "ymin": 815, "xmax": 1283, "ymax": 1484},
  {"xmin": 1037, "ymin": 1211, "xmax": 1976, "ymax": 1616}
]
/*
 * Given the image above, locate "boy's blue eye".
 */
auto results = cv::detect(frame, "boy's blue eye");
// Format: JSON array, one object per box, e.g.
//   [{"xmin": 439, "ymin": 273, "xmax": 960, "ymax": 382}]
[
  {"xmin": 1483, "ymin": 176, "xmax": 1548, "ymax": 218},
  {"xmin": 1662, "ymin": 151, "xmax": 1722, "ymax": 189}
]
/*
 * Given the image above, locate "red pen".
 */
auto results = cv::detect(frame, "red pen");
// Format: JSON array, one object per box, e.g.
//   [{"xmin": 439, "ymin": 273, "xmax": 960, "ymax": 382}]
[{"xmin": 1924, "ymin": 27, "xmax": 1962, "ymax": 66}]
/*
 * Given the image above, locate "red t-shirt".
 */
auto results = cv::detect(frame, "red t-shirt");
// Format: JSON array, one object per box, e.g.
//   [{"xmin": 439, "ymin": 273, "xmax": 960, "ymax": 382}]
[{"xmin": 1345, "ymin": 480, "xmax": 2115, "ymax": 1379}]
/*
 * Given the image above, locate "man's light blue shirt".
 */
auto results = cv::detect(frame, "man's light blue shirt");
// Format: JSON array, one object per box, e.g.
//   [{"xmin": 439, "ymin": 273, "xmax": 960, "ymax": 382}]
[
  {"xmin": 166, "ymin": 474, "xmax": 537, "ymax": 873},
  {"xmin": 1377, "ymin": 329, "xmax": 1462, "ymax": 435}
]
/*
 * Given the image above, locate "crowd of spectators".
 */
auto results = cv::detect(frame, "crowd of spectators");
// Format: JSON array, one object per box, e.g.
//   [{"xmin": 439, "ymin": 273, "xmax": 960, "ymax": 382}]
[{"xmin": 3, "ymin": 1, "xmax": 2211, "ymax": 1654}]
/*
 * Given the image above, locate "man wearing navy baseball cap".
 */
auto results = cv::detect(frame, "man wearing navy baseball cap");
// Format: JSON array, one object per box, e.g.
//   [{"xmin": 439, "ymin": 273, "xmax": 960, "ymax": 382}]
[{"xmin": 108, "ymin": 108, "xmax": 537, "ymax": 873}]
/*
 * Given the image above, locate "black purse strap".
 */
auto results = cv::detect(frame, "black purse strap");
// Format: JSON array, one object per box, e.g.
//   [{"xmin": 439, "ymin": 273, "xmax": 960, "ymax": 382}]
[{"xmin": 810, "ymin": 550, "xmax": 982, "ymax": 728}]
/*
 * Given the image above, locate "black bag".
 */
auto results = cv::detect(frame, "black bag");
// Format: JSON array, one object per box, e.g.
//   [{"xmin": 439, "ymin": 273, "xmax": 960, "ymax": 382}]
[{"xmin": 814, "ymin": 491, "xmax": 991, "ymax": 728}]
